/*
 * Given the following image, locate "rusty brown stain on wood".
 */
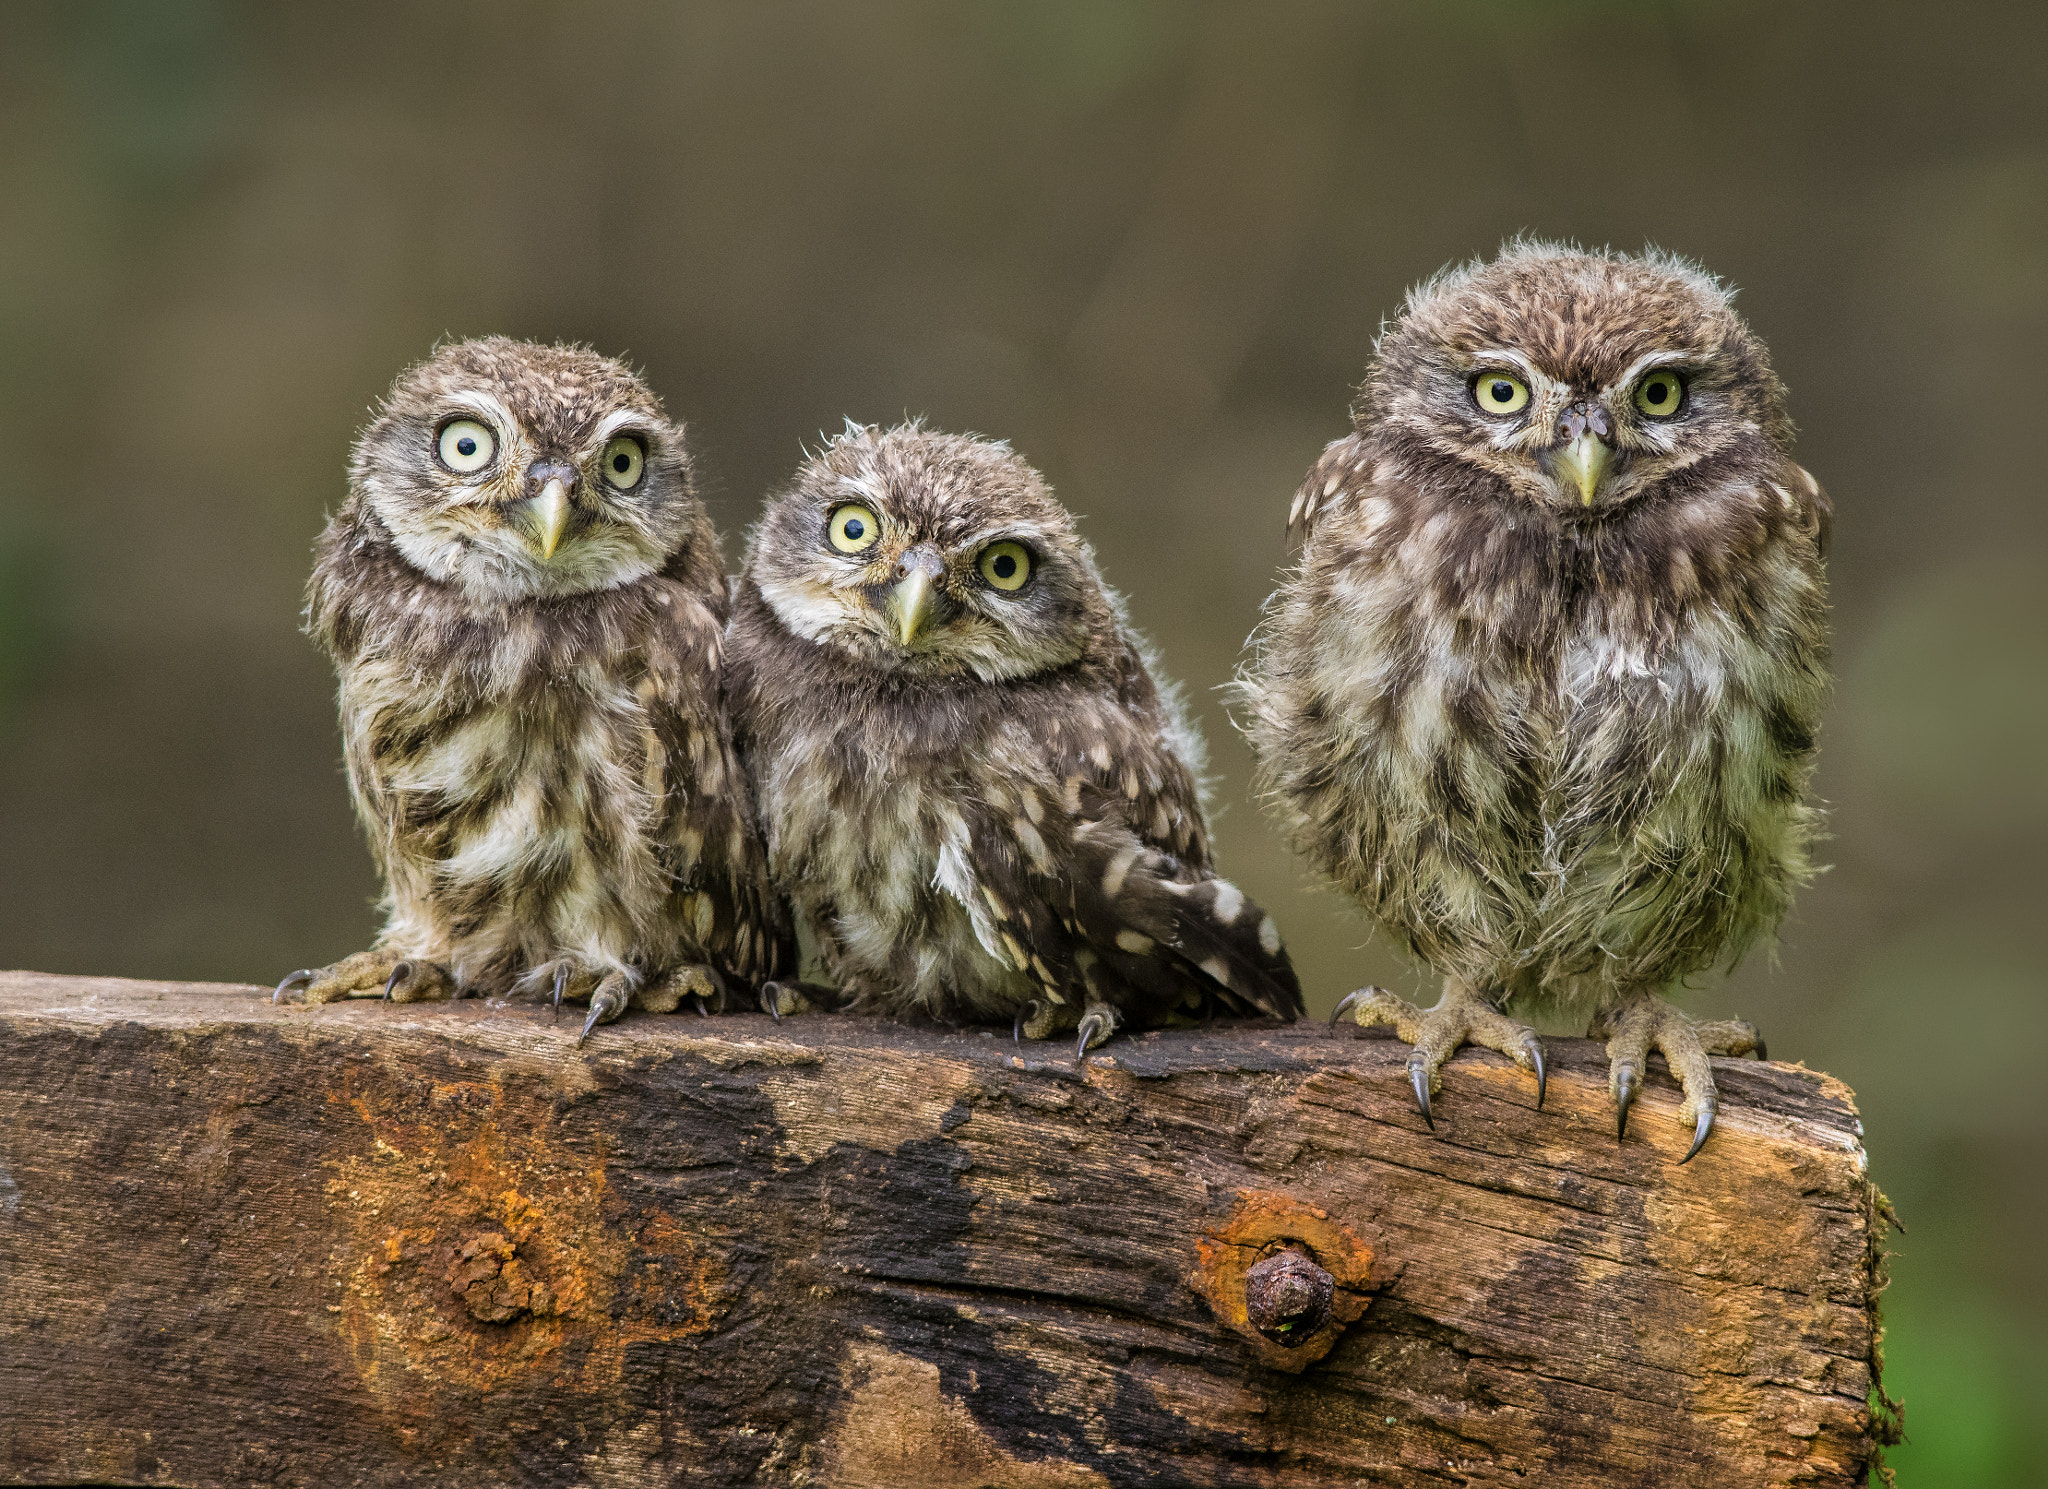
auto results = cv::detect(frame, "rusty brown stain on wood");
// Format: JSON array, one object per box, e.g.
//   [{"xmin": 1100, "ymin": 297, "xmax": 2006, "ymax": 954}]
[
  {"xmin": 1191, "ymin": 1191, "xmax": 1373, "ymax": 1370},
  {"xmin": 0, "ymin": 972, "xmax": 1891, "ymax": 1488},
  {"xmin": 326, "ymin": 1061, "xmax": 720, "ymax": 1433}
]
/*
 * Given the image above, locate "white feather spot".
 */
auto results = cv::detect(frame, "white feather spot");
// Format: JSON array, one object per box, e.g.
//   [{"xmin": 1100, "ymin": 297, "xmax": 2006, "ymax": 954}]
[
  {"xmin": 1258, "ymin": 915, "xmax": 1282, "ymax": 957},
  {"xmin": 1116, "ymin": 929, "xmax": 1155, "ymax": 955},
  {"xmin": 1200, "ymin": 957, "xmax": 1233, "ymax": 988},
  {"xmin": 1208, "ymin": 880, "xmax": 1245, "ymax": 924},
  {"xmin": 1101, "ymin": 843, "xmax": 1141, "ymax": 899}
]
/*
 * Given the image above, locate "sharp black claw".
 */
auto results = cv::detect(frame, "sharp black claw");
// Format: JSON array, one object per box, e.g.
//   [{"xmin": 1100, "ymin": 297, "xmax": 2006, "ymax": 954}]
[
  {"xmin": 1754, "ymin": 1037, "xmax": 1769, "ymax": 1063},
  {"xmin": 1074, "ymin": 1013, "xmax": 1109, "ymax": 1064},
  {"xmin": 1526, "ymin": 1036, "xmax": 1547, "ymax": 1111},
  {"xmin": 1679, "ymin": 1100, "xmax": 1717, "ymax": 1164},
  {"xmin": 1329, "ymin": 987, "xmax": 1365, "ymax": 1031},
  {"xmin": 272, "ymin": 970, "xmax": 316, "ymax": 1004},
  {"xmin": 1615, "ymin": 1061, "xmax": 1641, "ymax": 1140},
  {"xmin": 1014, "ymin": 999, "xmax": 1040, "ymax": 1045},
  {"xmin": 1075, "ymin": 1028, "xmax": 1090, "ymax": 1062},
  {"xmin": 577, "ymin": 1004, "xmax": 604, "ymax": 1047},
  {"xmin": 382, "ymin": 961, "xmax": 413, "ymax": 1002},
  {"xmin": 551, "ymin": 964, "xmax": 569, "ymax": 1022},
  {"xmin": 1408, "ymin": 1059, "xmax": 1435, "ymax": 1131},
  {"xmin": 759, "ymin": 982, "xmax": 783, "ymax": 1023},
  {"xmin": 693, "ymin": 994, "xmax": 711, "ymax": 1018}
]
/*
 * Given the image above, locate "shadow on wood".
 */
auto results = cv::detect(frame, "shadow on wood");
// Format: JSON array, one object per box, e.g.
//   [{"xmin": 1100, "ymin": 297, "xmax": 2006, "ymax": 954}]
[{"xmin": 0, "ymin": 971, "xmax": 1886, "ymax": 1487}]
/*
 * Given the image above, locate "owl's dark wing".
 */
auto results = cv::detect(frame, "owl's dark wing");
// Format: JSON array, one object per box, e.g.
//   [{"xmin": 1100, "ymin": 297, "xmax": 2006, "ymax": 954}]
[
  {"xmin": 643, "ymin": 585, "xmax": 793, "ymax": 988},
  {"xmin": 954, "ymin": 710, "xmax": 1302, "ymax": 1030},
  {"xmin": 1288, "ymin": 432, "xmax": 1374, "ymax": 544}
]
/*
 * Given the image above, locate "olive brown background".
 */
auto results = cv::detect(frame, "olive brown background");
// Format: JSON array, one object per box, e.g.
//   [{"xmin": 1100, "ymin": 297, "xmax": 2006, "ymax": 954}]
[{"xmin": 0, "ymin": 4, "xmax": 2041, "ymax": 1482}]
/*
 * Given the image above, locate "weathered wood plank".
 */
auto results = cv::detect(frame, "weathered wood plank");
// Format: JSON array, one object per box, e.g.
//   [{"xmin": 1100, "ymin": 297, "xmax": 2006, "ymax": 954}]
[{"xmin": 0, "ymin": 971, "xmax": 1883, "ymax": 1488}]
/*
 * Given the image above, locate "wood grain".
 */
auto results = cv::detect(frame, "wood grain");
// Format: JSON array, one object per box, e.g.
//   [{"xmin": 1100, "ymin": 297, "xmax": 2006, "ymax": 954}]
[{"xmin": 0, "ymin": 971, "xmax": 1886, "ymax": 1488}]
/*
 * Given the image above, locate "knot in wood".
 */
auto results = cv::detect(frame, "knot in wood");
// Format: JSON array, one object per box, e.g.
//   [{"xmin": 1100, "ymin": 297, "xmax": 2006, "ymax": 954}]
[{"xmin": 1243, "ymin": 1246, "xmax": 1335, "ymax": 1343}]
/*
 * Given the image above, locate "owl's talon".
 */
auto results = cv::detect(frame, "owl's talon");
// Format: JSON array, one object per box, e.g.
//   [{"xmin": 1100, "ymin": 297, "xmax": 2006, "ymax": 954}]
[
  {"xmin": 759, "ymin": 982, "xmax": 784, "ymax": 1022},
  {"xmin": 382, "ymin": 961, "xmax": 414, "ymax": 1002},
  {"xmin": 273, "ymin": 970, "xmax": 315, "ymax": 1004},
  {"xmin": 693, "ymin": 994, "xmax": 711, "ymax": 1018},
  {"xmin": 1329, "ymin": 987, "xmax": 1368, "ymax": 1030},
  {"xmin": 1754, "ymin": 1038, "xmax": 1769, "ymax": 1063},
  {"xmin": 576, "ymin": 974, "xmax": 631, "ymax": 1046},
  {"xmin": 1524, "ymin": 1036, "xmax": 1547, "ymax": 1111},
  {"xmin": 1614, "ymin": 1060, "xmax": 1641, "ymax": 1139},
  {"xmin": 1680, "ymin": 1098, "xmax": 1717, "ymax": 1164},
  {"xmin": 1074, "ymin": 1009, "xmax": 1114, "ymax": 1062},
  {"xmin": 1409, "ymin": 1057, "xmax": 1435, "ymax": 1131},
  {"xmin": 551, "ymin": 964, "xmax": 569, "ymax": 1022},
  {"xmin": 1014, "ymin": 1000, "xmax": 1041, "ymax": 1044}
]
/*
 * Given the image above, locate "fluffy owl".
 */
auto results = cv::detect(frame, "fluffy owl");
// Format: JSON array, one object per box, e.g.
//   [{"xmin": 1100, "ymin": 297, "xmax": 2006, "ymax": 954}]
[
  {"xmin": 272, "ymin": 337, "xmax": 788, "ymax": 1041},
  {"xmin": 1240, "ymin": 243, "xmax": 1830, "ymax": 1160},
  {"xmin": 726, "ymin": 422, "xmax": 1302, "ymax": 1054}
]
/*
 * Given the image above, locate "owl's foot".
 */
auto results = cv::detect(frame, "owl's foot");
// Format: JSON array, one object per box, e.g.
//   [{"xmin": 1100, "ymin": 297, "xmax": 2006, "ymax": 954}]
[
  {"xmin": 1330, "ymin": 979, "xmax": 1545, "ymax": 1129},
  {"xmin": 758, "ymin": 979, "xmax": 842, "ymax": 1021},
  {"xmin": 1589, "ymin": 992, "xmax": 1766, "ymax": 1163},
  {"xmin": 272, "ymin": 950, "xmax": 453, "ymax": 1007},
  {"xmin": 575, "ymin": 971, "xmax": 635, "ymax": 1047},
  {"xmin": 1073, "ymin": 1001, "xmax": 1121, "ymax": 1062},
  {"xmin": 636, "ymin": 964, "xmax": 727, "ymax": 1018}
]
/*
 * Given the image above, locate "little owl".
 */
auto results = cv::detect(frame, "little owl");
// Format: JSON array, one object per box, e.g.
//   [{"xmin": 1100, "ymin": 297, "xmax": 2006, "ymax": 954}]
[
  {"xmin": 1240, "ymin": 243, "xmax": 1829, "ymax": 1160},
  {"xmin": 727, "ymin": 422, "xmax": 1302, "ymax": 1054},
  {"xmin": 273, "ymin": 337, "xmax": 787, "ymax": 1041}
]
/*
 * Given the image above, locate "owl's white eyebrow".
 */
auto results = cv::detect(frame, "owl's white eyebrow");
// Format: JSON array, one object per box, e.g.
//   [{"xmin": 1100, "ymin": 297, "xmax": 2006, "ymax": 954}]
[
  {"xmin": 1609, "ymin": 349, "xmax": 1690, "ymax": 390},
  {"xmin": 441, "ymin": 390, "xmax": 516, "ymax": 428},
  {"xmin": 1466, "ymin": 348, "xmax": 1541, "ymax": 381},
  {"xmin": 592, "ymin": 407, "xmax": 656, "ymax": 443}
]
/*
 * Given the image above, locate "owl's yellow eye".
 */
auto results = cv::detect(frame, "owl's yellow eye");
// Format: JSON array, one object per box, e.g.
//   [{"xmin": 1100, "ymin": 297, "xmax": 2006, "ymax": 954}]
[
  {"xmin": 602, "ymin": 436, "xmax": 645, "ymax": 490},
  {"xmin": 978, "ymin": 540, "xmax": 1032, "ymax": 592},
  {"xmin": 828, "ymin": 504, "xmax": 880, "ymax": 554},
  {"xmin": 1634, "ymin": 370, "xmax": 1686, "ymax": 418},
  {"xmin": 438, "ymin": 419, "xmax": 496, "ymax": 473},
  {"xmin": 1471, "ymin": 372, "xmax": 1530, "ymax": 416}
]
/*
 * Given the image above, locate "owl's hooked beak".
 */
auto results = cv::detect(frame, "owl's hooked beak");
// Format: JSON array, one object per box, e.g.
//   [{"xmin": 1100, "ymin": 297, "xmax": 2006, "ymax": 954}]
[
  {"xmin": 523, "ymin": 465, "xmax": 576, "ymax": 560},
  {"xmin": 1552, "ymin": 433, "xmax": 1613, "ymax": 507},
  {"xmin": 1545, "ymin": 401, "xmax": 1616, "ymax": 506},
  {"xmin": 887, "ymin": 546, "xmax": 948, "ymax": 646}
]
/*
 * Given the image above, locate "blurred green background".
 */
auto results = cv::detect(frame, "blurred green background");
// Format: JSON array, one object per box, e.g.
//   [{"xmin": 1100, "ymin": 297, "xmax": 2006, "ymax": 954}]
[{"xmin": 0, "ymin": 2, "xmax": 2040, "ymax": 1480}]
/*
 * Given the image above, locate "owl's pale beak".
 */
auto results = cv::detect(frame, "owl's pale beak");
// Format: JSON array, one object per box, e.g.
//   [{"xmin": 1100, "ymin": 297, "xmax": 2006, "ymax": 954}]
[
  {"xmin": 1550, "ymin": 432, "xmax": 1614, "ymax": 507},
  {"xmin": 888, "ymin": 547, "xmax": 946, "ymax": 646},
  {"xmin": 529, "ymin": 477, "xmax": 572, "ymax": 560}
]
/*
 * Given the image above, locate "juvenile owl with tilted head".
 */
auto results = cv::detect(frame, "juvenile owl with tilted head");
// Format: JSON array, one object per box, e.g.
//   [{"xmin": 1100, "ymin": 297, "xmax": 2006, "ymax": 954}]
[
  {"xmin": 727, "ymin": 422, "xmax": 1302, "ymax": 1053},
  {"xmin": 273, "ymin": 337, "xmax": 788, "ymax": 1040},
  {"xmin": 1241, "ymin": 243, "xmax": 1830, "ymax": 1160}
]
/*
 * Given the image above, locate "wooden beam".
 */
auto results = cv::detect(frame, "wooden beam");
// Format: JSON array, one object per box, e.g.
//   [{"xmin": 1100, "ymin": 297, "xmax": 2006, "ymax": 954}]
[{"xmin": 0, "ymin": 971, "xmax": 1887, "ymax": 1488}]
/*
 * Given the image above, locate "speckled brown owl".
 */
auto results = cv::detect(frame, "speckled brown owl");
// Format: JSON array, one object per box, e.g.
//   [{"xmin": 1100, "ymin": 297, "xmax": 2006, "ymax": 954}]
[
  {"xmin": 273, "ymin": 337, "xmax": 788, "ymax": 1041},
  {"xmin": 726, "ymin": 422, "xmax": 1302, "ymax": 1054},
  {"xmin": 1240, "ymin": 243, "xmax": 1830, "ymax": 1160}
]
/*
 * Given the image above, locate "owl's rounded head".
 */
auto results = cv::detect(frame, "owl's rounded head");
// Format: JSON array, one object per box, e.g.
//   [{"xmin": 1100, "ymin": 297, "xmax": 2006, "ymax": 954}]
[
  {"xmin": 1363, "ymin": 241, "xmax": 1792, "ymax": 517},
  {"xmin": 745, "ymin": 422, "xmax": 1112, "ymax": 681},
  {"xmin": 351, "ymin": 337, "xmax": 700, "ymax": 602}
]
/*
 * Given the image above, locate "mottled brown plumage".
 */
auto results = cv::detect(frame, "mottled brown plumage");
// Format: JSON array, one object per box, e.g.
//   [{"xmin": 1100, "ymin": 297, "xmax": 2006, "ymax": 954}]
[
  {"xmin": 728, "ymin": 423, "xmax": 1301, "ymax": 1053},
  {"xmin": 274, "ymin": 337, "xmax": 788, "ymax": 1039},
  {"xmin": 1240, "ymin": 243, "xmax": 1830, "ymax": 1157}
]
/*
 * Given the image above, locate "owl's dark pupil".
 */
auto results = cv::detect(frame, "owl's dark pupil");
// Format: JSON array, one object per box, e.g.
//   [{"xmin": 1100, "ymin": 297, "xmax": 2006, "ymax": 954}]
[
  {"xmin": 993, "ymin": 553, "xmax": 1016, "ymax": 579},
  {"xmin": 843, "ymin": 518, "xmax": 864, "ymax": 540},
  {"xmin": 456, "ymin": 436, "xmax": 476, "ymax": 456},
  {"xmin": 1648, "ymin": 383, "xmax": 1669, "ymax": 404},
  {"xmin": 1490, "ymin": 381, "xmax": 1512, "ymax": 402},
  {"xmin": 613, "ymin": 452, "xmax": 631, "ymax": 472}
]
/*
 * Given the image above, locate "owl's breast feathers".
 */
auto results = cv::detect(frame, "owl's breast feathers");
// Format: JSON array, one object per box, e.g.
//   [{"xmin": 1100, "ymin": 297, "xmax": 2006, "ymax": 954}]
[
  {"xmin": 729, "ymin": 582, "xmax": 1301, "ymax": 1025},
  {"xmin": 309, "ymin": 512, "xmax": 786, "ymax": 990},
  {"xmin": 1250, "ymin": 439, "xmax": 1829, "ymax": 1006}
]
